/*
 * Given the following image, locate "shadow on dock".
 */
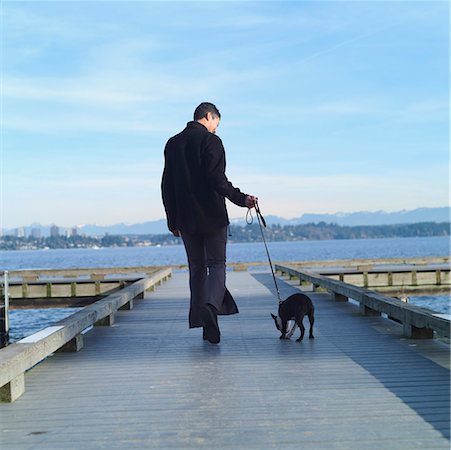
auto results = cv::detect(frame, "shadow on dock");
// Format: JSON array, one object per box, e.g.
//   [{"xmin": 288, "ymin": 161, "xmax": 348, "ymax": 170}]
[{"xmin": 252, "ymin": 272, "xmax": 450, "ymax": 439}]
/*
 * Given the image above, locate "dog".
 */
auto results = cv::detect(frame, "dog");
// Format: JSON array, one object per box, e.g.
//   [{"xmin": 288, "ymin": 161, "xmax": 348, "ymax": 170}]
[{"xmin": 271, "ymin": 293, "xmax": 315, "ymax": 341}]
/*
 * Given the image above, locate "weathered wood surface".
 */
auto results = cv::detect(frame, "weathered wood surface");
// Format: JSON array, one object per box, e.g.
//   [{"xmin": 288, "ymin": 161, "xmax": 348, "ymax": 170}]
[
  {"xmin": 3, "ymin": 257, "xmax": 448, "ymax": 305},
  {"xmin": 230, "ymin": 255, "xmax": 450, "ymax": 272},
  {"xmin": 4, "ymin": 278, "xmax": 143, "ymax": 306},
  {"xmin": 1, "ymin": 266, "xmax": 164, "ymax": 279},
  {"xmin": 309, "ymin": 263, "xmax": 451, "ymax": 296},
  {"xmin": 276, "ymin": 264, "xmax": 450, "ymax": 339},
  {"xmin": 0, "ymin": 271, "xmax": 449, "ymax": 449},
  {"xmin": 0, "ymin": 269, "xmax": 172, "ymax": 402},
  {"xmin": 2, "ymin": 256, "xmax": 448, "ymax": 279}
]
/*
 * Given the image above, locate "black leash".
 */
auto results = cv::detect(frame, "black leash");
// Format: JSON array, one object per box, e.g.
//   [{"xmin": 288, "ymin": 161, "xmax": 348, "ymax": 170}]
[{"xmin": 246, "ymin": 200, "xmax": 282, "ymax": 305}]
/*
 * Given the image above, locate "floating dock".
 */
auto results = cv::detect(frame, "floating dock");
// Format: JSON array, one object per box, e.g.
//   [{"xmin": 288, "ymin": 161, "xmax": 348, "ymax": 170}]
[{"xmin": 0, "ymin": 269, "xmax": 449, "ymax": 449}]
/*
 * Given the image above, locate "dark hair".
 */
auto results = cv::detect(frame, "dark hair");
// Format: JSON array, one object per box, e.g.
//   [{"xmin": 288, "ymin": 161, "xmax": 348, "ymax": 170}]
[{"xmin": 193, "ymin": 102, "xmax": 221, "ymax": 121}]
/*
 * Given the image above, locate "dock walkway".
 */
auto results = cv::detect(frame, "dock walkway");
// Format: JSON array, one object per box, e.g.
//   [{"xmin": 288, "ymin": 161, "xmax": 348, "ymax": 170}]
[{"xmin": 0, "ymin": 271, "xmax": 449, "ymax": 449}]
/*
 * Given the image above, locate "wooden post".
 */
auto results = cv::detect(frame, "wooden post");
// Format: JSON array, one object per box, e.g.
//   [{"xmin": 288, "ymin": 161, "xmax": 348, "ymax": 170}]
[
  {"xmin": 119, "ymin": 299, "xmax": 134, "ymax": 310},
  {"xmin": 0, "ymin": 374, "xmax": 25, "ymax": 403},
  {"xmin": 333, "ymin": 292, "xmax": 348, "ymax": 302},
  {"xmin": 57, "ymin": 334, "xmax": 84, "ymax": 352},
  {"xmin": 1, "ymin": 271, "xmax": 9, "ymax": 349},
  {"xmin": 0, "ymin": 305, "xmax": 8, "ymax": 349},
  {"xmin": 363, "ymin": 272, "xmax": 369, "ymax": 287},
  {"xmin": 94, "ymin": 314, "xmax": 115, "ymax": 326},
  {"xmin": 403, "ymin": 323, "xmax": 434, "ymax": 339},
  {"xmin": 387, "ymin": 272, "xmax": 393, "ymax": 286},
  {"xmin": 436, "ymin": 270, "xmax": 441, "ymax": 285}
]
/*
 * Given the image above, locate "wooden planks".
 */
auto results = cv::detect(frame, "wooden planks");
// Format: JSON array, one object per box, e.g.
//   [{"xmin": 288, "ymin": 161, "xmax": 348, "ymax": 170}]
[
  {"xmin": 0, "ymin": 271, "xmax": 449, "ymax": 449},
  {"xmin": 310, "ymin": 263, "xmax": 451, "ymax": 296},
  {"xmin": 0, "ymin": 268, "xmax": 172, "ymax": 402},
  {"xmin": 275, "ymin": 264, "xmax": 450, "ymax": 339}
]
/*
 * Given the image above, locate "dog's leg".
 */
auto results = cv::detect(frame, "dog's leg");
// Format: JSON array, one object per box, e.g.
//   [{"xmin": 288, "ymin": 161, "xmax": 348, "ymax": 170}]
[
  {"xmin": 296, "ymin": 316, "xmax": 305, "ymax": 342},
  {"xmin": 280, "ymin": 319, "xmax": 289, "ymax": 339},
  {"xmin": 285, "ymin": 321, "xmax": 297, "ymax": 339},
  {"xmin": 308, "ymin": 309, "xmax": 315, "ymax": 339}
]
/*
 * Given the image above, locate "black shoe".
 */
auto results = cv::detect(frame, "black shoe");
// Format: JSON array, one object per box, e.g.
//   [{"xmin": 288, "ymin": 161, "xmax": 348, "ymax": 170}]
[
  {"xmin": 201, "ymin": 304, "xmax": 220, "ymax": 344},
  {"xmin": 202, "ymin": 328, "xmax": 207, "ymax": 340}
]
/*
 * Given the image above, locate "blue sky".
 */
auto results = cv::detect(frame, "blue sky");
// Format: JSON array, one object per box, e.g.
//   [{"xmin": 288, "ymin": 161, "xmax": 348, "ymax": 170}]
[{"xmin": 1, "ymin": 1, "xmax": 449, "ymax": 229}]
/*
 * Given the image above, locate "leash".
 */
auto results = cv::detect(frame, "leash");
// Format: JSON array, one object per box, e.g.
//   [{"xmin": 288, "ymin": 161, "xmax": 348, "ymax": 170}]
[{"xmin": 246, "ymin": 200, "xmax": 282, "ymax": 305}]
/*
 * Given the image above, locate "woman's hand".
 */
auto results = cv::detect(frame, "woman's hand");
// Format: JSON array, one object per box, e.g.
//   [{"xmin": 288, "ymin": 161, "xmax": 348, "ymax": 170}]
[{"xmin": 245, "ymin": 195, "xmax": 257, "ymax": 208}]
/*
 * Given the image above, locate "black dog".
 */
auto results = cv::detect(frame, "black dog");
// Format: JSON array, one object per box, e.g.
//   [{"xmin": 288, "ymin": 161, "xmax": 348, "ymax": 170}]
[{"xmin": 271, "ymin": 293, "xmax": 315, "ymax": 341}]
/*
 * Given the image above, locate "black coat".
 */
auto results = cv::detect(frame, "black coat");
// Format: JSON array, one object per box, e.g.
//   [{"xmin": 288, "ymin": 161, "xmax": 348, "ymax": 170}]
[{"xmin": 161, "ymin": 121, "xmax": 247, "ymax": 234}]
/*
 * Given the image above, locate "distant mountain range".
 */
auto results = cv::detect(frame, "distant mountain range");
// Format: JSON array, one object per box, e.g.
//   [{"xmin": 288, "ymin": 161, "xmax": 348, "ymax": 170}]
[
  {"xmin": 4, "ymin": 207, "xmax": 450, "ymax": 237},
  {"xmin": 231, "ymin": 206, "xmax": 451, "ymax": 227}
]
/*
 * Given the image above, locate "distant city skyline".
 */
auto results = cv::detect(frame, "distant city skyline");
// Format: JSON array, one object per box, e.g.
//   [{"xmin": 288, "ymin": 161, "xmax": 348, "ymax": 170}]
[
  {"xmin": 2, "ymin": 1, "xmax": 449, "ymax": 229},
  {"xmin": 2, "ymin": 206, "xmax": 449, "ymax": 236}
]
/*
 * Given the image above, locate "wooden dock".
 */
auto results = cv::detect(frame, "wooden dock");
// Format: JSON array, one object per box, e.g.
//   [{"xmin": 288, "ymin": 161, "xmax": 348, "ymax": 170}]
[
  {"xmin": 308, "ymin": 263, "xmax": 451, "ymax": 296},
  {"xmin": 0, "ymin": 271, "xmax": 449, "ymax": 449}
]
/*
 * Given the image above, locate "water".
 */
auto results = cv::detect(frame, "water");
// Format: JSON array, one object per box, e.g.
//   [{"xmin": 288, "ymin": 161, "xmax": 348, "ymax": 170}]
[
  {"xmin": 1, "ymin": 236, "xmax": 450, "ymax": 269},
  {"xmin": 2, "ymin": 236, "xmax": 450, "ymax": 341},
  {"xmin": 8, "ymin": 308, "xmax": 81, "ymax": 343},
  {"xmin": 408, "ymin": 296, "xmax": 450, "ymax": 315}
]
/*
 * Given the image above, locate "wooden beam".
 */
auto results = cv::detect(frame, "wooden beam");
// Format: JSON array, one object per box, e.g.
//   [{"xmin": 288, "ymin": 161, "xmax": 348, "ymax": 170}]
[
  {"xmin": 275, "ymin": 264, "xmax": 450, "ymax": 339},
  {"xmin": 0, "ymin": 268, "xmax": 172, "ymax": 402}
]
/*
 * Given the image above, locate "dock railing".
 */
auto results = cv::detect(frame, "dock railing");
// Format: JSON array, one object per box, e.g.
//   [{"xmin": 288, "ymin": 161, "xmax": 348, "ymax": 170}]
[
  {"xmin": 0, "ymin": 267, "xmax": 172, "ymax": 403},
  {"xmin": 275, "ymin": 264, "xmax": 450, "ymax": 340}
]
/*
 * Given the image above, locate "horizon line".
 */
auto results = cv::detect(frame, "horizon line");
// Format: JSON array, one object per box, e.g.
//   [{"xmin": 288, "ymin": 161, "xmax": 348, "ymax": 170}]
[{"xmin": 2, "ymin": 205, "xmax": 450, "ymax": 230}]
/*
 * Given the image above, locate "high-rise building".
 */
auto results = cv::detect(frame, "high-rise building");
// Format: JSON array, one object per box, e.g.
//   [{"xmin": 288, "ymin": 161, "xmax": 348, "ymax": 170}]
[
  {"xmin": 71, "ymin": 227, "xmax": 78, "ymax": 237},
  {"xmin": 15, "ymin": 227, "xmax": 25, "ymax": 238},
  {"xmin": 31, "ymin": 228, "xmax": 42, "ymax": 238},
  {"xmin": 50, "ymin": 225, "xmax": 59, "ymax": 237}
]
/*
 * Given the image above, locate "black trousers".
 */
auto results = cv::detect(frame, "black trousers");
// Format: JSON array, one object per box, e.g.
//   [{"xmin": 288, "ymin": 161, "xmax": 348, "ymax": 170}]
[{"xmin": 181, "ymin": 226, "xmax": 238, "ymax": 328}]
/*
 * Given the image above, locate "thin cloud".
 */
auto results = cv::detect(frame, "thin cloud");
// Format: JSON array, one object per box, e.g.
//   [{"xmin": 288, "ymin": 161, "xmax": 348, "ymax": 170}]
[
  {"xmin": 2, "ymin": 1, "xmax": 447, "ymax": 227},
  {"xmin": 4, "ymin": 78, "xmax": 155, "ymax": 105}
]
